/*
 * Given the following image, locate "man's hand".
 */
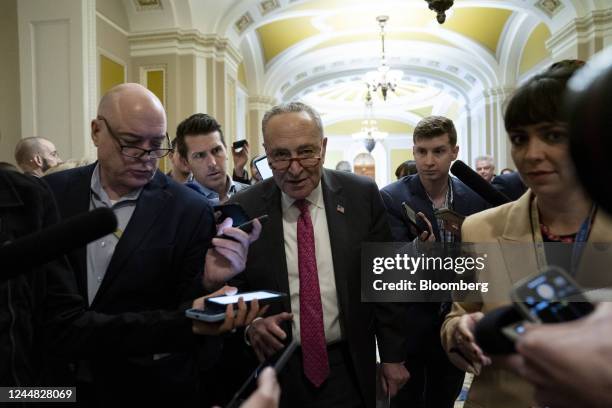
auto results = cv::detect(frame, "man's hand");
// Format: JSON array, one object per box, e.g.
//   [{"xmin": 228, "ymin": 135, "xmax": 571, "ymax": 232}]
[
  {"xmin": 416, "ymin": 212, "xmax": 436, "ymax": 242},
  {"xmin": 504, "ymin": 303, "xmax": 612, "ymax": 408},
  {"xmin": 247, "ymin": 313, "xmax": 294, "ymax": 362},
  {"xmin": 380, "ymin": 362, "xmax": 410, "ymax": 397},
  {"xmin": 232, "ymin": 141, "xmax": 250, "ymax": 179},
  {"xmin": 191, "ymin": 286, "xmax": 268, "ymax": 335},
  {"xmin": 448, "ymin": 312, "xmax": 491, "ymax": 374},
  {"xmin": 240, "ymin": 366, "xmax": 281, "ymax": 408},
  {"xmin": 204, "ymin": 216, "xmax": 262, "ymax": 290}
]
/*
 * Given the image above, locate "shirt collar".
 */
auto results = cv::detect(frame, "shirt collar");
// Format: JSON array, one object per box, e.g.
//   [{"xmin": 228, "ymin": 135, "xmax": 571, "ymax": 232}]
[
  {"xmin": 190, "ymin": 174, "xmax": 235, "ymax": 200},
  {"xmin": 90, "ymin": 163, "xmax": 142, "ymax": 206},
  {"xmin": 281, "ymin": 180, "xmax": 324, "ymax": 212}
]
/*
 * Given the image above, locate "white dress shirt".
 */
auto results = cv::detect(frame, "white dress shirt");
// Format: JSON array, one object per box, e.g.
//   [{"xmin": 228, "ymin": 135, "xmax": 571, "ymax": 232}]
[{"xmin": 281, "ymin": 182, "xmax": 342, "ymax": 345}]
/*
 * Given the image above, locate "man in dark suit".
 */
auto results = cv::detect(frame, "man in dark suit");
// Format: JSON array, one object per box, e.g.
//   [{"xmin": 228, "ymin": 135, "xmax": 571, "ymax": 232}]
[
  {"xmin": 380, "ymin": 116, "xmax": 489, "ymax": 408},
  {"xmin": 230, "ymin": 102, "xmax": 409, "ymax": 408},
  {"xmin": 492, "ymin": 171, "xmax": 527, "ymax": 200},
  {"xmin": 44, "ymin": 83, "xmax": 258, "ymax": 407}
]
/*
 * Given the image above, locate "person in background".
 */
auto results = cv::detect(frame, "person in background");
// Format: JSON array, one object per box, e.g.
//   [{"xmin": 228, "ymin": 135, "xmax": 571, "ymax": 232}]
[
  {"xmin": 499, "ymin": 168, "xmax": 514, "ymax": 175},
  {"xmin": 394, "ymin": 160, "xmax": 417, "ymax": 179},
  {"xmin": 175, "ymin": 113, "xmax": 250, "ymax": 205},
  {"xmin": 44, "ymin": 158, "xmax": 94, "ymax": 176},
  {"xmin": 167, "ymin": 137, "xmax": 191, "ymax": 183},
  {"xmin": 14, "ymin": 136, "xmax": 63, "ymax": 177},
  {"xmin": 335, "ymin": 160, "xmax": 352, "ymax": 173},
  {"xmin": 474, "ymin": 155, "xmax": 496, "ymax": 183},
  {"xmin": 232, "ymin": 139, "xmax": 252, "ymax": 184},
  {"xmin": 0, "ymin": 161, "xmax": 20, "ymax": 172}
]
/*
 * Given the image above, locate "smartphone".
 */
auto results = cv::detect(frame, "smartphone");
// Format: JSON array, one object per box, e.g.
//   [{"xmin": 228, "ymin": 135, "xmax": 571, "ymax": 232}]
[
  {"xmin": 401, "ymin": 202, "xmax": 425, "ymax": 236},
  {"xmin": 232, "ymin": 139, "xmax": 248, "ymax": 152},
  {"xmin": 434, "ymin": 208, "xmax": 465, "ymax": 230},
  {"xmin": 254, "ymin": 155, "xmax": 273, "ymax": 180},
  {"xmin": 185, "ymin": 290, "xmax": 286, "ymax": 323},
  {"xmin": 226, "ymin": 340, "xmax": 298, "ymax": 408},
  {"xmin": 510, "ymin": 266, "xmax": 594, "ymax": 324},
  {"xmin": 214, "ymin": 203, "xmax": 250, "ymax": 227}
]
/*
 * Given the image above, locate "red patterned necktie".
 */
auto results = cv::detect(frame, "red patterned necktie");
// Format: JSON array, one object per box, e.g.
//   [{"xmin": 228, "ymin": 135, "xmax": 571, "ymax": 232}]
[{"xmin": 295, "ymin": 199, "xmax": 329, "ymax": 387}]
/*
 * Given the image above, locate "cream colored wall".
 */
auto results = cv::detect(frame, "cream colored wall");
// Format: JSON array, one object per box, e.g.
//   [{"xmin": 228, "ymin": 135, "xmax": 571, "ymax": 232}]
[
  {"xmin": 0, "ymin": 0, "xmax": 21, "ymax": 164},
  {"xmin": 96, "ymin": 0, "xmax": 129, "ymax": 32},
  {"xmin": 97, "ymin": 15, "xmax": 130, "ymax": 73}
]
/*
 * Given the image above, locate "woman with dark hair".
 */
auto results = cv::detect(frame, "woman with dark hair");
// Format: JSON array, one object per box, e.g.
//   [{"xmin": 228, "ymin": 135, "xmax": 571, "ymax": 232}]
[{"xmin": 440, "ymin": 61, "xmax": 612, "ymax": 407}]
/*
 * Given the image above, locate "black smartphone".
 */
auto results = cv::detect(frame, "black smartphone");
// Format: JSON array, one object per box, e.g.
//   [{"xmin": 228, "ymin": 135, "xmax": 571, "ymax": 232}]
[
  {"xmin": 213, "ymin": 203, "xmax": 250, "ymax": 227},
  {"xmin": 185, "ymin": 290, "xmax": 286, "ymax": 323},
  {"xmin": 232, "ymin": 139, "xmax": 248, "ymax": 151},
  {"xmin": 511, "ymin": 266, "xmax": 594, "ymax": 324},
  {"xmin": 226, "ymin": 340, "xmax": 298, "ymax": 408},
  {"xmin": 254, "ymin": 155, "xmax": 273, "ymax": 180},
  {"xmin": 401, "ymin": 202, "xmax": 425, "ymax": 236}
]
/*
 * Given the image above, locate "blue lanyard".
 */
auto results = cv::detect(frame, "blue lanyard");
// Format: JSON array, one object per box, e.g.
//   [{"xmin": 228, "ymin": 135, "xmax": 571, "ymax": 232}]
[{"xmin": 570, "ymin": 205, "xmax": 597, "ymax": 275}]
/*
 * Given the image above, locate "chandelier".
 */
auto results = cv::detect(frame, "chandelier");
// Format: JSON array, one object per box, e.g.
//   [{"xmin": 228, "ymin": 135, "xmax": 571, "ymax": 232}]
[
  {"xmin": 364, "ymin": 15, "xmax": 402, "ymax": 101},
  {"xmin": 352, "ymin": 89, "xmax": 388, "ymax": 153},
  {"xmin": 424, "ymin": 0, "xmax": 454, "ymax": 24}
]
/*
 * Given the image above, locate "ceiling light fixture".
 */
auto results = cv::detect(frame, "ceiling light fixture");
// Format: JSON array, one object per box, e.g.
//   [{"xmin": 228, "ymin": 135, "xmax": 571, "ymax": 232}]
[
  {"xmin": 424, "ymin": 0, "xmax": 454, "ymax": 24},
  {"xmin": 352, "ymin": 89, "xmax": 388, "ymax": 153},
  {"xmin": 364, "ymin": 15, "xmax": 402, "ymax": 101}
]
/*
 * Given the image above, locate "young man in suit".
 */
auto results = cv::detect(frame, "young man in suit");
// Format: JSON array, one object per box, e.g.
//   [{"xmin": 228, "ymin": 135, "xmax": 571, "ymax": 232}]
[
  {"xmin": 44, "ymin": 83, "xmax": 259, "ymax": 407},
  {"xmin": 230, "ymin": 102, "xmax": 409, "ymax": 408},
  {"xmin": 380, "ymin": 116, "xmax": 489, "ymax": 408}
]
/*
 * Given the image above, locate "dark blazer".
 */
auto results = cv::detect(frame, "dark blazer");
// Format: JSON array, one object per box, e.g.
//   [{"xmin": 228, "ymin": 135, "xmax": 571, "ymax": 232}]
[
  {"xmin": 492, "ymin": 172, "xmax": 527, "ymax": 201},
  {"xmin": 230, "ymin": 170, "xmax": 406, "ymax": 408},
  {"xmin": 44, "ymin": 163, "xmax": 216, "ymax": 405},
  {"xmin": 380, "ymin": 174, "xmax": 490, "ymax": 243}
]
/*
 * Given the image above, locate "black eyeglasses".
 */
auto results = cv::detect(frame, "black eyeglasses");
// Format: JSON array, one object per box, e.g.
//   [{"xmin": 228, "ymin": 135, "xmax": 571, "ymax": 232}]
[
  {"xmin": 268, "ymin": 156, "xmax": 322, "ymax": 171},
  {"xmin": 97, "ymin": 116, "xmax": 172, "ymax": 159}
]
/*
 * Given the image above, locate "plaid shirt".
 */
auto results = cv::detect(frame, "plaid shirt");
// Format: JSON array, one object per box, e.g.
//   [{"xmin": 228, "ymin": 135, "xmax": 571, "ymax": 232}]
[{"xmin": 427, "ymin": 178, "xmax": 455, "ymax": 243}]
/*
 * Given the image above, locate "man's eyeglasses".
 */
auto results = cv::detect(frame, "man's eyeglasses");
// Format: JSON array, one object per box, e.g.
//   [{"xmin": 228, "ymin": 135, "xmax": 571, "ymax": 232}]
[
  {"xmin": 97, "ymin": 116, "xmax": 172, "ymax": 159},
  {"xmin": 268, "ymin": 156, "xmax": 321, "ymax": 171}
]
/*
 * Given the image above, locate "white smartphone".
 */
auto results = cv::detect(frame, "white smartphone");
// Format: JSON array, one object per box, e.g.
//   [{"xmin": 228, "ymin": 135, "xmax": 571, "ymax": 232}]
[{"xmin": 185, "ymin": 290, "xmax": 286, "ymax": 323}]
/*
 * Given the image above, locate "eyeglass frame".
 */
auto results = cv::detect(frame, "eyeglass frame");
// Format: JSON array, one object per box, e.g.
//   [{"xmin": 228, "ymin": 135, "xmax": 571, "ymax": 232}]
[
  {"xmin": 267, "ymin": 155, "xmax": 322, "ymax": 171},
  {"xmin": 96, "ymin": 115, "xmax": 172, "ymax": 159}
]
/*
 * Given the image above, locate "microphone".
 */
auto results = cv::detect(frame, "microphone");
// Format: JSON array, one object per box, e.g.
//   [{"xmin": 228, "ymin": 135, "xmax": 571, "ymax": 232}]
[
  {"xmin": 0, "ymin": 207, "xmax": 117, "ymax": 281},
  {"xmin": 474, "ymin": 305, "xmax": 522, "ymax": 355},
  {"xmin": 451, "ymin": 160, "xmax": 511, "ymax": 207}
]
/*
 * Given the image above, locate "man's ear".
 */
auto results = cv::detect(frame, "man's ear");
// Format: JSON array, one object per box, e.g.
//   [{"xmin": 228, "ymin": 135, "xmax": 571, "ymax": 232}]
[
  {"xmin": 451, "ymin": 145, "xmax": 459, "ymax": 160},
  {"xmin": 320, "ymin": 137, "xmax": 328, "ymax": 164},
  {"xmin": 91, "ymin": 119, "xmax": 101, "ymax": 147},
  {"xmin": 32, "ymin": 154, "xmax": 43, "ymax": 168}
]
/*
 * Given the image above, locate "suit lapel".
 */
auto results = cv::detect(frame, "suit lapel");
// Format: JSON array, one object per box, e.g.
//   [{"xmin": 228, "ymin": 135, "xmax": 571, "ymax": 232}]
[
  {"xmin": 91, "ymin": 171, "xmax": 171, "ymax": 307},
  {"xmin": 407, "ymin": 175, "xmax": 442, "ymax": 239},
  {"xmin": 321, "ymin": 171, "xmax": 350, "ymax": 322},
  {"xmin": 64, "ymin": 165, "xmax": 96, "ymax": 299},
  {"xmin": 259, "ymin": 181, "xmax": 291, "ymax": 311}
]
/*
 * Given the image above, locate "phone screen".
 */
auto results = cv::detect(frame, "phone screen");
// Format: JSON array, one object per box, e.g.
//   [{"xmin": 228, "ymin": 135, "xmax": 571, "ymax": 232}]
[
  {"xmin": 206, "ymin": 290, "xmax": 283, "ymax": 306},
  {"xmin": 513, "ymin": 267, "xmax": 594, "ymax": 323},
  {"xmin": 254, "ymin": 156, "xmax": 273, "ymax": 180}
]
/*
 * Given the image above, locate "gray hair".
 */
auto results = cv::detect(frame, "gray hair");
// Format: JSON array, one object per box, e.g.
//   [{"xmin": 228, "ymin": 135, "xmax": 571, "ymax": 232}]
[
  {"xmin": 261, "ymin": 101, "xmax": 324, "ymax": 138},
  {"xmin": 474, "ymin": 155, "xmax": 494, "ymax": 166}
]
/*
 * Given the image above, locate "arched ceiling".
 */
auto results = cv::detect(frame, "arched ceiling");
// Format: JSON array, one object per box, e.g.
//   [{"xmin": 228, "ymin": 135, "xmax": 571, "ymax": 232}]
[{"xmin": 115, "ymin": 0, "xmax": 598, "ymax": 128}]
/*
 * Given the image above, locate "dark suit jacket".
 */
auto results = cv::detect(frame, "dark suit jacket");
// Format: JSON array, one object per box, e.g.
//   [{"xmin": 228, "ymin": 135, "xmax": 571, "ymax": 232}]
[
  {"xmin": 492, "ymin": 172, "xmax": 527, "ymax": 201},
  {"xmin": 379, "ymin": 174, "xmax": 489, "ymax": 355},
  {"xmin": 230, "ymin": 170, "xmax": 406, "ymax": 408},
  {"xmin": 44, "ymin": 163, "xmax": 216, "ymax": 404}
]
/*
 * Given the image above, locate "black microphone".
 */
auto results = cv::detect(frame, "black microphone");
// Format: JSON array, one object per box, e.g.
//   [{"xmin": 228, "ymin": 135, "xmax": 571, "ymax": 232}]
[
  {"xmin": 451, "ymin": 160, "xmax": 511, "ymax": 207},
  {"xmin": 0, "ymin": 207, "xmax": 117, "ymax": 281},
  {"xmin": 474, "ymin": 305, "xmax": 522, "ymax": 355}
]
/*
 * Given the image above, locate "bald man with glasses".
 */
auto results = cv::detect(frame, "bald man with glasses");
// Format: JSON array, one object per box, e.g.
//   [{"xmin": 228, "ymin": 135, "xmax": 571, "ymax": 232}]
[{"xmin": 44, "ymin": 83, "xmax": 260, "ymax": 407}]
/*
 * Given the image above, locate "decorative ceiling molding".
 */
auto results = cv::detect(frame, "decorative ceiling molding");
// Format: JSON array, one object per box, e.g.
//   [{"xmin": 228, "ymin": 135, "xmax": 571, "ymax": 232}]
[
  {"xmin": 259, "ymin": 0, "xmax": 281, "ymax": 16},
  {"xmin": 133, "ymin": 0, "xmax": 162, "ymax": 12},
  {"xmin": 129, "ymin": 29, "xmax": 243, "ymax": 67},
  {"xmin": 535, "ymin": 0, "xmax": 564, "ymax": 17},
  {"xmin": 235, "ymin": 12, "xmax": 254, "ymax": 34}
]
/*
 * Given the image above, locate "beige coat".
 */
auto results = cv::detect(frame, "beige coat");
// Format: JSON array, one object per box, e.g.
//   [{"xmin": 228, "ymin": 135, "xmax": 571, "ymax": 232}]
[{"xmin": 441, "ymin": 191, "xmax": 612, "ymax": 408}]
